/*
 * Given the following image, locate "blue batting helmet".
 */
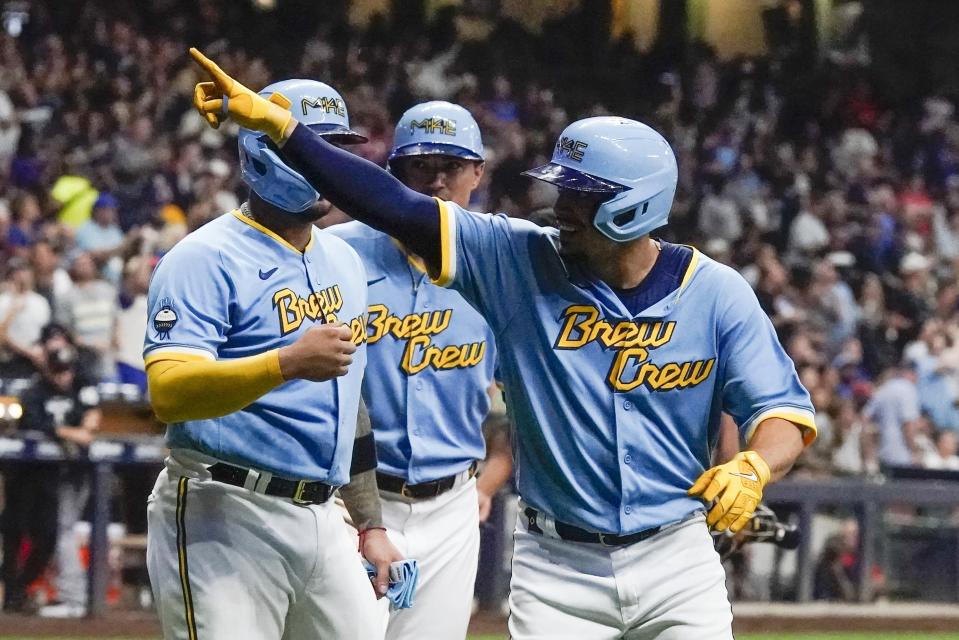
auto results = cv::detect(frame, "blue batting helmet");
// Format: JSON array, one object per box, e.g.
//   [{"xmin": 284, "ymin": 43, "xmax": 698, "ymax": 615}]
[
  {"xmin": 523, "ymin": 116, "xmax": 678, "ymax": 242},
  {"xmin": 238, "ymin": 79, "xmax": 367, "ymax": 213},
  {"xmin": 388, "ymin": 101, "xmax": 484, "ymax": 164}
]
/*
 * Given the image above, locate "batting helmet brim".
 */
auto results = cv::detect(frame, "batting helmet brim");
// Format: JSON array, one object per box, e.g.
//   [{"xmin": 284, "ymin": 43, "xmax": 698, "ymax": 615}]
[
  {"xmin": 522, "ymin": 162, "xmax": 627, "ymax": 193},
  {"xmin": 309, "ymin": 122, "xmax": 368, "ymax": 145},
  {"xmin": 388, "ymin": 142, "xmax": 484, "ymax": 162}
]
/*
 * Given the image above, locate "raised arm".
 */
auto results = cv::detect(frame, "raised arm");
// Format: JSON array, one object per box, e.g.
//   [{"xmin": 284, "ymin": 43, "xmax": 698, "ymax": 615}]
[{"xmin": 189, "ymin": 48, "xmax": 441, "ymax": 268}]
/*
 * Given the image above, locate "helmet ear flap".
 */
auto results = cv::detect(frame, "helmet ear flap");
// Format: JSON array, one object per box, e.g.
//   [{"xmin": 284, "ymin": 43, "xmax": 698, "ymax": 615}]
[{"xmin": 237, "ymin": 128, "xmax": 320, "ymax": 213}]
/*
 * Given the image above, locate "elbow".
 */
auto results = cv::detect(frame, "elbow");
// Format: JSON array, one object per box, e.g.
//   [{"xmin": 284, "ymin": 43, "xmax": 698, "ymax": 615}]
[
  {"xmin": 150, "ymin": 394, "xmax": 181, "ymax": 424},
  {"xmin": 147, "ymin": 376, "xmax": 185, "ymax": 423}
]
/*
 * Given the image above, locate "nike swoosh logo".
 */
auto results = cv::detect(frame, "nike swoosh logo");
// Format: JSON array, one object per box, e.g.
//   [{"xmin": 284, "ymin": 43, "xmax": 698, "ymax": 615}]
[
  {"xmin": 729, "ymin": 471, "xmax": 758, "ymax": 482},
  {"xmin": 366, "ymin": 275, "xmax": 387, "ymax": 285},
  {"xmin": 259, "ymin": 267, "xmax": 279, "ymax": 280}
]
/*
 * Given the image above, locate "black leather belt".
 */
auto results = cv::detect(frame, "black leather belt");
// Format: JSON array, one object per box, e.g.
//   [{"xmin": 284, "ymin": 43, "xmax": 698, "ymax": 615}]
[
  {"xmin": 377, "ymin": 462, "xmax": 477, "ymax": 499},
  {"xmin": 208, "ymin": 462, "xmax": 336, "ymax": 505},
  {"xmin": 524, "ymin": 507, "xmax": 662, "ymax": 547}
]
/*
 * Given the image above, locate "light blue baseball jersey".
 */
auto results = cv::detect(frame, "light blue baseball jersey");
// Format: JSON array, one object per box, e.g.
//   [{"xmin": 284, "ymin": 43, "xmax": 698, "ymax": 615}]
[
  {"xmin": 431, "ymin": 200, "xmax": 816, "ymax": 535},
  {"xmin": 328, "ymin": 221, "xmax": 495, "ymax": 483},
  {"xmin": 143, "ymin": 210, "xmax": 368, "ymax": 484}
]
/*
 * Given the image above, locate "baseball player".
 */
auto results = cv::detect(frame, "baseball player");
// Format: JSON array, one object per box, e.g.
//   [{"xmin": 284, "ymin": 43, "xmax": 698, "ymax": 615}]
[
  {"xmin": 191, "ymin": 50, "xmax": 817, "ymax": 639},
  {"xmin": 329, "ymin": 101, "xmax": 510, "ymax": 639},
  {"xmin": 144, "ymin": 78, "xmax": 401, "ymax": 640}
]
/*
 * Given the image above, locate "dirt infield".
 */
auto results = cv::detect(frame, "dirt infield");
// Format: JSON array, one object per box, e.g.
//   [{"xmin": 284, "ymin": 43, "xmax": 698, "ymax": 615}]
[{"xmin": 2, "ymin": 603, "xmax": 958, "ymax": 636}]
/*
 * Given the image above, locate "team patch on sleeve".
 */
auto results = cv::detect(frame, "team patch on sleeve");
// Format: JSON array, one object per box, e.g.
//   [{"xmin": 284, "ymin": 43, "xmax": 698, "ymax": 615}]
[{"xmin": 153, "ymin": 298, "xmax": 179, "ymax": 340}]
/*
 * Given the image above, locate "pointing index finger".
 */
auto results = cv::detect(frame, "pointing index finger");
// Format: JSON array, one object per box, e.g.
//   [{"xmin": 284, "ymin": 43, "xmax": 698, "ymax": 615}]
[{"xmin": 189, "ymin": 47, "xmax": 233, "ymax": 93}]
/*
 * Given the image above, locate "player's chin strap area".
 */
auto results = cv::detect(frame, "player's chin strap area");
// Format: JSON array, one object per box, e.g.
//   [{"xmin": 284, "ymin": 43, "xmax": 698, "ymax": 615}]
[{"xmin": 208, "ymin": 462, "xmax": 336, "ymax": 505}]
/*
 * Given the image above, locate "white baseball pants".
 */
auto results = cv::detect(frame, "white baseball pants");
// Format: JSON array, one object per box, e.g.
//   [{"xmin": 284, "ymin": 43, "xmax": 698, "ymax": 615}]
[
  {"xmin": 147, "ymin": 466, "xmax": 380, "ymax": 640},
  {"xmin": 376, "ymin": 476, "xmax": 480, "ymax": 640},
  {"xmin": 508, "ymin": 509, "xmax": 733, "ymax": 640}
]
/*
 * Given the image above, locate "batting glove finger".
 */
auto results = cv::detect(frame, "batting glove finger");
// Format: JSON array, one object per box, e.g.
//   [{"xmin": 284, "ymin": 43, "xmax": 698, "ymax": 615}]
[
  {"xmin": 727, "ymin": 508, "xmax": 756, "ymax": 534},
  {"xmin": 687, "ymin": 467, "xmax": 717, "ymax": 498},
  {"xmin": 190, "ymin": 48, "xmax": 236, "ymax": 95},
  {"xmin": 715, "ymin": 491, "xmax": 754, "ymax": 532},
  {"xmin": 706, "ymin": 480, "xmax": 740, "ymax": 528},
  {"xmin": 189, "ymin": 47, "xmax": 294, "ymax": 143}
]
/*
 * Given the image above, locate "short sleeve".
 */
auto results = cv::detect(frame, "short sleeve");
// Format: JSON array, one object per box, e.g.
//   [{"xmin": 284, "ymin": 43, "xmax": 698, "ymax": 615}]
[
  {"xmin": 431, "ymin": 199, "xmax": 537, "ymax": 334},
  {"xmin": 143, "ymin": 241, "xmax": 234, "ymax": 363},
  {"xmin": 717, "ymin": 270, "xmax": 817, "ymax": 445},
  {"xmin": 900, "ymin": 383, "xmax": 921, "ymax": 422}
]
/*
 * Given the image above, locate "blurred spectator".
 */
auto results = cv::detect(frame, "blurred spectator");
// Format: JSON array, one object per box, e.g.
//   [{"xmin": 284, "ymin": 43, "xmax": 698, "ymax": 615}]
[
  {"xmin": 6, "ymin": 192, "xmax": 42, "ymax": 256},
  {"xmin": 831, "ymin": 399, "xmax": 878, "ymax": 475},
  {"xmin": 923, "ymin": 430, "xmax": 959, "ymax": 470},
  {"xmin": 863, "ymin": 362, "xmax": 922, "ymax": 467},
  {"xmin": 30, "ymin": 240, "xmax": 72, "ymax": 310},
  {"xmin": 54, "ymin": 252, "xmax": 117, "ymax": 379},
  {"xmin": 75, "ymin": 193, "xmax": 125, "ymax": 275},
  {"xmin": 2, "ymin": 344, "xmax": 99, "ymax": 614},
  {"xmin": 114, "ymin": 256, "xmax": 151, "ymax": 393},
  {"xmin": 0, "ymin": 259, "xmax": 51, "ymax": 377},
  {"xmin": 813, "ymin": 517, "xmax": 884, "ymax": 601}
]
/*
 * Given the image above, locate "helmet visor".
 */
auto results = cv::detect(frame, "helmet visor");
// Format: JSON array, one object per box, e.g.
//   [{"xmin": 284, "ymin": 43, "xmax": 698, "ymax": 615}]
[
  {"xmin": 522, "ymin": 162, "xmax": 626, "ymax": 193},
  {"xmin": 308, "ymin": 122, "xmax": 368, "ymax": 144},
  {"xmin": 389, "ymin": 142, "xmax": 483, "ymax": 162}
]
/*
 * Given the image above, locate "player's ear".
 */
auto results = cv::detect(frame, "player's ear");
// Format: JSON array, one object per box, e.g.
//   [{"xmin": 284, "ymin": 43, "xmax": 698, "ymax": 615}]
[{"xmin": 470, "ymin": 161, "xmax": 485, "ymax": 189}]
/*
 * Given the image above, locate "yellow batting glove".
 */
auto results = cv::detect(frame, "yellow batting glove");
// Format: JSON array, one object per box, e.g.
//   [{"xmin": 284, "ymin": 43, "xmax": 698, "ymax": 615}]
[
  {"xmin": 687, "ymin": 450, "xmax": 770, "ymax": 534},
  {"xmin": 189, "ymin": 48, "xmax": 295, "ymax": 144}
]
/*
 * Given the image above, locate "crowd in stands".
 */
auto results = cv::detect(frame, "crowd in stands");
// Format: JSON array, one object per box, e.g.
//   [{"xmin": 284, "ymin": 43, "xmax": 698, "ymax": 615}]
[{"xmin": 0, "ymin": 0, "xmax": 958, "ymax": 484}]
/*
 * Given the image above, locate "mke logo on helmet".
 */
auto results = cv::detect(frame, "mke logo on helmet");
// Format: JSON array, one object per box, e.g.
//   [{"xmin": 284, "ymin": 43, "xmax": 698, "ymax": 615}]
[
  {"xmin": 272, "ymin": 284, "xmax": 367, "ymax": 344},
  {"xmin": 301, "ymin": 96, "xmax": 346, "ymax": 117},
  {"xmin": 366, "ymin": 303, "xmax": 486, "ymax": 374},
  {"xmin": 410, "ymin": 117, "xmax": 456, "ymax": 136},
  {"xmin": 556, "ymin": 137, "xmax": 588, "ymax": 162},
  {"xmin": 554, "ymin": 305, "xmax": 714, "ymax": 392}
]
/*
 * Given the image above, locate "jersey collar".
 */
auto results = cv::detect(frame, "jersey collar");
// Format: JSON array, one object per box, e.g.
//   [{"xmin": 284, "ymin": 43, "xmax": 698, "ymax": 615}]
[
  {"xmin": 231, "ymin": 210, "xmax": 316, "ymax": 255},
  {"xmin": 563, "ymin": 245, "xmax": 701, "ymax": 320}
]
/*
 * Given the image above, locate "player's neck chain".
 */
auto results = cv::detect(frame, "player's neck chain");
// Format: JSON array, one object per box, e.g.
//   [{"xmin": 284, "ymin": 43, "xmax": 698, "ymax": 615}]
[{"xmin": 240, "ymin": 201, "xmax": 256, "ymax": 223}]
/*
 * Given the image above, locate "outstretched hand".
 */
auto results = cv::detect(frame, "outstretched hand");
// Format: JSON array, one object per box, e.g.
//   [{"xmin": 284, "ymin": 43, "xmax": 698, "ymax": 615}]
[{"xmin": 189, "ymin": 47, "xmax": 296, "ymax": 143}]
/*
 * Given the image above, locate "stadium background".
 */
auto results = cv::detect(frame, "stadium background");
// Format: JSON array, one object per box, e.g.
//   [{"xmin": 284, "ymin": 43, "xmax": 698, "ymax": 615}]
[{"xmin": 3, "ymin": 0, "xmax": 959, "ymax": 637}]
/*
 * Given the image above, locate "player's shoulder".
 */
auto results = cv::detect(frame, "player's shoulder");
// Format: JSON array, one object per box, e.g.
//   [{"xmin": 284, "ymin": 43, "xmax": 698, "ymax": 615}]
[
  {"xmin": 325, "ymin": 220, "xmax": 373, "ymax": 242},
  {"xmin": 683, "ymin": 248, "xmax": 760, "ymax": 308},
  {"xmin": 686, "ymin": 249, "xmax": 747, "ymax": 287},
  {"xmin": 323, "ymin": 220, "xmax": 387, "ymax": 257},
  {"xmin": 313, "ymin": 226, "xmax": 367, "ymax": 275},
  {"xmin": 154, "ymin": 212, "xmax": 237, "ymax": 270},
  {"xmin": 445, "ymin": 200, "xmax": 556, "ymax": 248}
]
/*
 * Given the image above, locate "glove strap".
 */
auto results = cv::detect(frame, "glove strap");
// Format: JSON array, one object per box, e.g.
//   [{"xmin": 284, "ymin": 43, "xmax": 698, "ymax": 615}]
[{"xmin": 740, "ymin": 450, "xmax": 771, "ymax": 486}]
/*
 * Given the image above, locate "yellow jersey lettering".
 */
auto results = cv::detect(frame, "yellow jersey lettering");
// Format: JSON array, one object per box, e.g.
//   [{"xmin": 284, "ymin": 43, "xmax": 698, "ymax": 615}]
[
  {"xmin": 350, "ymin": 314, "xmax": 368, "ymax": 346},
  {"xmin": 402, "ymin": 334, "xmax": 432, "ymax": 375},
  {"xmin": 367, "ymin": 304, "xmax": 389, "ymax": 343},
  {"xmin": 556, "ymin": 305, "xmax": 598, "ymax": 349},
  {"xmin": 607, "ymin": 347, "xmax": 649, "ymax": 391},
  {"xmin": 400, "ymin": 336, "xmax": 487, "ymax": 375},
  {"xmin": 273, "ymin": 289, "xmax": 303, "ymax": 335},
  {"xmin": 273, "ymin": 285, "xmax": 347, "ymax": 336}
]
